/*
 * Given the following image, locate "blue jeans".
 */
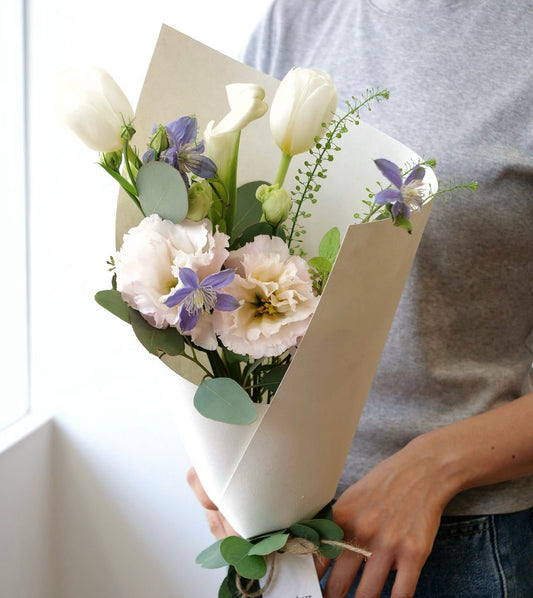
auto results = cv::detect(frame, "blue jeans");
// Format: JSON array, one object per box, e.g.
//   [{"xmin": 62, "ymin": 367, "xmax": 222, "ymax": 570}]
[{"xmin": 321, "ymin": 507, "xmax": 533, "ymax": 597}]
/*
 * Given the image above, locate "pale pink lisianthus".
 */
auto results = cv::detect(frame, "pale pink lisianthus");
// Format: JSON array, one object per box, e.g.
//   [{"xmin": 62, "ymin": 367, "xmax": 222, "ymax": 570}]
[
  {"xmin": 214, "ymin": 235, "xmax": 318, "ymax": 358},
  {"xmin": 114, "ymin": 214, "xmax": 229, "ymax": 329}
]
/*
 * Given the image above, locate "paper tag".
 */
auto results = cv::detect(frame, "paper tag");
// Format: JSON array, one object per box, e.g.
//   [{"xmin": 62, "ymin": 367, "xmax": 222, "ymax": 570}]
[{"xmin": 262, "ymin": 552, "xmax": 322, "ymax": 598}]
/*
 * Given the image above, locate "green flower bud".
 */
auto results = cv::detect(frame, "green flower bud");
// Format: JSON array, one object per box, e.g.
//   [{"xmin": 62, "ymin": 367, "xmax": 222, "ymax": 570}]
[
  {"xmin": 149, "ymin": 124, "xmax": 169, "ymax": 155},
  {"xmin": 100, "ymin": 149, "xmax": 122, "ymax": 172},
  {"xmin": 120, "ymin": 122, "xmax": 136, "ymax": 142},
  {"xmin": 256, "ymin": 183, "xmax": 292, "ymax": 227},
  {"xmin": 187, "ymin": 180, "xmax": 214, "ymax": 221}
]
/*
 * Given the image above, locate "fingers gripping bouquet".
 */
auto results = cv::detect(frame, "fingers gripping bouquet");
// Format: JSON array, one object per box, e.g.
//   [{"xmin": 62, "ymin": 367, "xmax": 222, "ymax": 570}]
[{"xmin": 60, "ymin": 26, "xmax": 475, "ymax": 598}]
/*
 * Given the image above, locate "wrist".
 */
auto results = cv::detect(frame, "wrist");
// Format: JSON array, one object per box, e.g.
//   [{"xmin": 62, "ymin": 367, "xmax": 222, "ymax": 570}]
[{"xmin": 405, "ymin": 427, "xmax": 471, "ymax": 508}]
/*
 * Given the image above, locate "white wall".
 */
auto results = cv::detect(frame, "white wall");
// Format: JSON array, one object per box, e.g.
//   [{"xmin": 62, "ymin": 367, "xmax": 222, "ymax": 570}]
[
  {"xmin": 0, "ymin": 421, "xmax": 54, "ymax": 598},
  {"xmin": 0, "ymin": 2, "xmax": 273, "ymax": 597}
]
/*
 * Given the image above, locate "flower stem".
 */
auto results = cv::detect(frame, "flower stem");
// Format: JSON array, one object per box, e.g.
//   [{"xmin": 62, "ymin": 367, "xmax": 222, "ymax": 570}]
[
  {"xmin": 121, "ymin": 138, "xmax": 145, "ymax": 216},
  {"xmin": 274, "ymin": 152, "xmax": 292, "ymax": 187}
]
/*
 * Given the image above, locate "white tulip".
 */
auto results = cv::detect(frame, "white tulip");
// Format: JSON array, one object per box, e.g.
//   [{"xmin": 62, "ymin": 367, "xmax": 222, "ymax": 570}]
[
  {"xmin": 56, "ymin": 66, "xmax": 134, "ymax": 152},
  {"xmin": 270, "ymin": 67, "xmax": 337, "ymax": 156}
]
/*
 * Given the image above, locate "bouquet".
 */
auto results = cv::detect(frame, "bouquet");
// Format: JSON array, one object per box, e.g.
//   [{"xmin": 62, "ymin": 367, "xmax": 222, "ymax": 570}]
[{"xmin": 58, "ymin": 25, "xmax": 474, "ymax": 597}]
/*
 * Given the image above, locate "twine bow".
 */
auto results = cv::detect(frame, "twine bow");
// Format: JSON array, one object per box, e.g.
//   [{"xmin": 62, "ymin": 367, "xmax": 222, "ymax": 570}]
[{"xmin": 235, "ymin": 536, "xmax": 372, "ymax": 597}]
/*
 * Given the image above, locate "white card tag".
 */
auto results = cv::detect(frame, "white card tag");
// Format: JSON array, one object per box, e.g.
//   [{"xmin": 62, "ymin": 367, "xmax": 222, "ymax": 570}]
[{"xmin": 262, "ymin": 552, "xmax": 322, "ymax": 598}]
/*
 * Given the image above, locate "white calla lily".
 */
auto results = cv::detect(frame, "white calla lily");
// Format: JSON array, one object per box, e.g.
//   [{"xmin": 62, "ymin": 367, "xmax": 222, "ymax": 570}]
[
  {"xmin": 204, "ymin": 84, "xmax": 268, "ymax": 233},
  {"xmin": 270, "ymin": 67, "xmax": 338, "ymax": 157},
  {"xmin": 56, "ymin": 66, "xmax": 134, "ymax": 152}
]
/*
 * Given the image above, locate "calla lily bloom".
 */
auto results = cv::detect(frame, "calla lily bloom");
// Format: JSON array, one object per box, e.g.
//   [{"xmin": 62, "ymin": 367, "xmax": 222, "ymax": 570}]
[
  {"xmin": 204, "ymin": 84, "xmax": 268, "ymax": 231},
  {"xmin": 56, "ymin": 66, "xmax": 134, "ymax": 152}
]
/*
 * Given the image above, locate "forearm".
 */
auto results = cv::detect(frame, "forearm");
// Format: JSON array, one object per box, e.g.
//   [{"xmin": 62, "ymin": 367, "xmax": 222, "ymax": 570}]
[{"xmin": 409, "ymin": 391, "xmax": 533, "ymax": 503}]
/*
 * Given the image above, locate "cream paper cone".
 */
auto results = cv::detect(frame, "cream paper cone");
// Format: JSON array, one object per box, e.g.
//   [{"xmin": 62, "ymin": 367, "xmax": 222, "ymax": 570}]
[{"xmin": 117, "ymin": 25, "xmax": 437, "ymax": 538}]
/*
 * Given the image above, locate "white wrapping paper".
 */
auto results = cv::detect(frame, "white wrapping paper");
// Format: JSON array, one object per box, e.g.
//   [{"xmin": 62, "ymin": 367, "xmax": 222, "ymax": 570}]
[{"xmin": 117, "ymin": 25, "xmax": 437, "ymax": 539}]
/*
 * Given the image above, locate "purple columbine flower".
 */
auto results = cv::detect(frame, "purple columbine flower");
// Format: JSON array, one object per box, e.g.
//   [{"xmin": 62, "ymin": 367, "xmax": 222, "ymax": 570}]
[
  {"xmin": 165, "ymin": 267, "xmax": 240, "ymax": 332},
  {"xmin": 373, "ymin": 158, "xmax": 426, "ymax": 220},
  {"xmin": 144, "ymin": 116, "xmax": 217, "ymax": 186}
]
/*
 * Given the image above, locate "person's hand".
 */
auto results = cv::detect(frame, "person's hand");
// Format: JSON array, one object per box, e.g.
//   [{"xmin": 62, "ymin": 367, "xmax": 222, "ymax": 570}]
[
  {"xmin": 321, "ymin": 435, "xmax": 459, "ymax": 598},
  {"xmin": 186, "ymin": 466, "xmax": 238, "ymax": 539}
]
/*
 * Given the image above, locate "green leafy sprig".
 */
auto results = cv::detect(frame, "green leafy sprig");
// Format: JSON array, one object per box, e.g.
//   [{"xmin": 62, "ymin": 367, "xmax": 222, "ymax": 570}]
[{"xmin": 287, "ymin": 88, "xmax": 390, "ymax": 251}]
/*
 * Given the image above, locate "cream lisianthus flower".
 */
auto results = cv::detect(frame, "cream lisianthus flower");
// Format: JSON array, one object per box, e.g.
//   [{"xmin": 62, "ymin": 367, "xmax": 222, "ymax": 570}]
[
  {"xmin": 114, "ymin": 215, "xmax": 229, "ymax": 329},
  {"xmin": 214, "ymin": 235, "xmax": 318, "ymax": 358}
]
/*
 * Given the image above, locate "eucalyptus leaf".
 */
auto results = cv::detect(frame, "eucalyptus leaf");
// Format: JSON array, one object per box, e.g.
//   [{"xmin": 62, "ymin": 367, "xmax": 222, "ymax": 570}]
[
  {"xmin": 234, "ymin": 554, "xmax": 267, "ymax": 580},
  {"xmin": 218, "ymin": 577, "xmax": 232, "ymax": 598},
  {"xmin": 130, "ymin": 309, "xmax": 185, "ymax": 356},
  {"xmin": 298, "ymin": 518, "xmax": 343, "ymax": 541},
  {"xmin": 194, "ymin": 378, "xmax": 257, "ymax": 425},
  {"xmin": 318, "ymin": 226, "xmax": 341, "ymax": 261},
  {"xmin": 248, "ymin": 533, "xmax": 289, "ymax": 556},
  {"xmin": 196, "ymin": 539, "xmax": 227, "ymax": 569},
  {"xmin": 95, "ymin": 289, "xmax": 131, "ymax": 323},
  {"xmin": 232, "ymin": 181, "xmax": 267, "ymax": 240},
  {"xmin": 288, "ymin": 524, "xmax": 320, "ymax": 546},
  {"xmin": 137, "ymin": 161, "xmax": 189, "ymax": 223},
  {"xmin": 299, "ymin": 518, "xmax": 344, "ymax": 558},
  {"xmin": 220, "ymin": 537, "xmax": 254, "ymax": 565}
]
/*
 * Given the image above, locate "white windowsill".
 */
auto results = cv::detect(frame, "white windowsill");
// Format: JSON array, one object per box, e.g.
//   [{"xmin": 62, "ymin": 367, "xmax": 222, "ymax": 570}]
[{"xmin": 0, "ymin": 410, "xmax": 54, "ymax": 455}]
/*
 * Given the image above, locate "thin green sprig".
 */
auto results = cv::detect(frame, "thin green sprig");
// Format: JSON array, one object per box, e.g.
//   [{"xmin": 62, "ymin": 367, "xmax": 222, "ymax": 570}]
[{"xmin": 287, "ymin": 88, "xmax": 390, "ymax": 250}]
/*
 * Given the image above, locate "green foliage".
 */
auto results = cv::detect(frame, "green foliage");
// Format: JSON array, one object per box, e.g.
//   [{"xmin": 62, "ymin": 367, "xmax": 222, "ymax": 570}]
[
  {"xmin": 248, "ymin": 533, "xmax": 289, "ymax": 556},
  {"xmin": 197, "ymin": 501, "xmax": 345, "ymax": 593},
  {"xmin": 194, "ymin": 378, "xmax": 258, "ymax": 425},
  {"xmin": 309, "ymin": 226, "xmax": 341, "ymax": 293},
  {"xmin": 196, "ymin": 539, "xmax": 227, "ymax": 569},
  {"xmin": 220, "ymin": 537, "xmax": 267, "ymax": 579},
  {"xmin": 137, "ymin": 161, "xmax": 189, "ymax": 223},
  {"xmin": 94, "ymin": 289, "xmax": 131, "ymax": 323},
  {"xmin": 129, "ymin": 309, "xmax": 185, "ymax": 357},
  {"xmin": 287, "ymin": 88, "xmax": 390, "ymax": 250},
  {"xmin": 255, "ymin": 364, "xmax": 289, "ymax": 393},
  {"xmin": 231, "ymin": 181, "xmax": 268, "ymax": 241}
]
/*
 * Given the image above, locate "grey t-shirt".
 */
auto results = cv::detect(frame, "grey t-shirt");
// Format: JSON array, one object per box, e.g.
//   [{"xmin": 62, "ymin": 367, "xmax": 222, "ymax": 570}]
[{"xmin": 243, "ymin": 0, "xmax": 533, "ymax": 515}]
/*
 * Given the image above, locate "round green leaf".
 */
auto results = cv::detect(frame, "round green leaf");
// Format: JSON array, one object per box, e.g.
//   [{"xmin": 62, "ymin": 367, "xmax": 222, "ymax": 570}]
[
  {"xmin": 194, "ymin": 378, "xmax": 258, "ymax": 425},
  {"xmin": 234, "ymin": 555, "xmax": 267, "ymax": 580},
  {"xmin": 130, "ymin": 309, "xmax": 185, "ymax": 356},
  {"xmin": 196, "ymin": 539, "xmax": 227, "ymax": 569},
  {"xmin": 298, "ymin": 518, "xmax": 343, "ymax": 541},
  {"xmin": 218, "ymin": 577, "xmax": 232, "ymax": 598},
  {"xmin": 137, "ymin": 161, "xmax": 189, "ymax": 223},
  {"xmin": 220, "ymin": 537, "xmax": 254, "ymax": 566},
  {"xmin": 95, "ymin": 289, "xmax": 130, "ymax": 323},
  {"xmin": 248, "ymin": 533, "xmax": 289, "ymax": 556},
  {"xmin": 288, "ymin": 524, "xmax": 320, "ymax": 546}
]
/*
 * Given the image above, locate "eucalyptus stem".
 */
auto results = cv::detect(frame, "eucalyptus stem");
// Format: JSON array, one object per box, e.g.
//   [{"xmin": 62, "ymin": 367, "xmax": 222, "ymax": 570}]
[{"xmin": 181, "ymin": 349, "xmax": 213, "ymax": 378}]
